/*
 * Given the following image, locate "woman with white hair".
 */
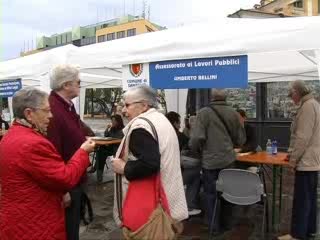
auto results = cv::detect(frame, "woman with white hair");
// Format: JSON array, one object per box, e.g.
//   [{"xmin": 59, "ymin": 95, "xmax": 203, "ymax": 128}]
[
  {"xmin": 0, "ymin": 87, "xmax": 95, "ymax": 240},
  {"xmin": 111, "ymin": 85, "xmax": 188, "ymax": 237}
]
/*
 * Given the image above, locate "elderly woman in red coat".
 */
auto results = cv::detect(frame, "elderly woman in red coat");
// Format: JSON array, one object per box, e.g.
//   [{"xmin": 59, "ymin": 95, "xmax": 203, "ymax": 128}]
[{"xmin": 0, "ymin": 87, "xmax": 95, "ymax": 240}]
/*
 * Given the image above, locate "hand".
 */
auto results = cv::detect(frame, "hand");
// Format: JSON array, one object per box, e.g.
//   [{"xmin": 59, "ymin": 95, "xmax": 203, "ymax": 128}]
[
  {"xmin": 288, "ymin": 160, "xmax": 297, "ymax": 169},
  {"xmin": 111, "ymin": 158, "xmax": 126, "ymax": 174},
  {"xmin": 81, "ymin": 138, "xmax": 96, "ymax": 153},
  {"xmin": 62, "ymin": 192, "xmax": 71, "ymax": 208},
  {"xmin": 284, "ymin": 154, "xmax": 290, "ymax": 161}
]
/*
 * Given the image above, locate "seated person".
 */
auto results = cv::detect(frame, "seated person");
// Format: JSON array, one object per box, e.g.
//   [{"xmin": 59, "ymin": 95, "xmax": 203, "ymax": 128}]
[
  {"xmin": 95, "ymin": 114, "xmax": 124, "ymax": 182},
  {"xmin": 166, "ymin": 111, "xmax": 201, "ymax": 216},
  {"xmin": 0, "ymin": 115, "xmax": 9, "ymax": 141},
  {"xmin": 0, "ymin": 115, "xmax": 9, "ymax": 130},
  {"xmin": 236, "ymin": 109, "xmax": 259, "ymax": 153},
  {"xmin": 182, "ymin": 117, "xmax": 191, "ymax": 138},
  {"xmin": 236, "ymin": 109, "xmax": 260, "ymax": 171}
]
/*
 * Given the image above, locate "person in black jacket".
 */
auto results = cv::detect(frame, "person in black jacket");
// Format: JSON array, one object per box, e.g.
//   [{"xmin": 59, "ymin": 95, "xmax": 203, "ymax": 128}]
[
  {"xmin": 0, "ymin": 114, "xmax": 9, "ymax": 141},
  {"xmin": 236, "ymin": 109, "xmax": 258, "ymax": 153},
  {"xmin": 0, "ymin": 115, "xmax": 9, "ymax": 130},
  {"xmin": 95, "ymin": 114, "xmax": 124, "ymax": 182},
  {"xmin": 166, "ymin": 111, "xmax": 201, "ymax": 216}
]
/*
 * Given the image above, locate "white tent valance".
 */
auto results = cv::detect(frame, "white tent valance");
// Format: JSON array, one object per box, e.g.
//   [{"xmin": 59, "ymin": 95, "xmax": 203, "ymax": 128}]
[{"xmin": 1, "ymin": 16, "xmax": 320, "ymax": 119}]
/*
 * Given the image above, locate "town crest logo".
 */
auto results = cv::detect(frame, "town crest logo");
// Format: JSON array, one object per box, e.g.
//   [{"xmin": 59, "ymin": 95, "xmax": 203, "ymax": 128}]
[{"xmin": 129, "ymin": 63, "xmax": 143, "ymax": 77}]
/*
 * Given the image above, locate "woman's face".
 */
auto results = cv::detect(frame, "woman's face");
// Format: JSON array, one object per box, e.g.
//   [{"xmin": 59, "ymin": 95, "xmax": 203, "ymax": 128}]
[{"xmin": 24, "ymin": 97, "xmax": 52, "ymax": 134}]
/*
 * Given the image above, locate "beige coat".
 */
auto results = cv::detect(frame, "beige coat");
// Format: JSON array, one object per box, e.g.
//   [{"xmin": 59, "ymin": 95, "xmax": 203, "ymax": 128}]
[
  {"xmin": 113, "ymin": 108, "xmax": 188, "ymax": 226},
  {"xmin": 288, "ymin": 94, "xmax": 320, "ymax": 171}
]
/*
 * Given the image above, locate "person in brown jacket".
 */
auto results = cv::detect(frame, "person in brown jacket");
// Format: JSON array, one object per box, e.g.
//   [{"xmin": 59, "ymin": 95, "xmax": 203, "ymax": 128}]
[{"xmin": 278, "ymin": 80, "xmax": 320, "ymax": 240}]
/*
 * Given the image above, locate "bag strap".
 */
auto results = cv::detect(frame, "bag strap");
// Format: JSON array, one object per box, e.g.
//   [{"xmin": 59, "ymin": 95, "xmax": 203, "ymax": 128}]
[
  {"xmin": 116, "ymin": 117, "xmax": 160, "ymax": 221},
  {"xmin": 116, "ymin": 144, "xmax": 126, "ymax": 221},
  {"xmin": 208, "ymin": 105, "xmax": 233, "ymax": 143},
  {"xmin": 139, "ymin": 117, "xmax": 162, "ymax": 203}
]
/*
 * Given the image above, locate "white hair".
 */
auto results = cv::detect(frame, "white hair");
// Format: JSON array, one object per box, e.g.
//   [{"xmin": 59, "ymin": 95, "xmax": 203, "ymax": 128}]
[
  {"xmin": 50, "ymin": 64, "xmax": 79, "ymax": 90},
  {"xmin": 13, "ymin": 87, "xmax": 48, "ymax": 119},
  {"xmin": 290, "ymin": 80, "xmax": 311, "ymax": 97},
  {"xmin": 211, "ymin": 89, "xmax": 227, "ymax": 101},
  {"xmin": 124, "ymin": 85, "xmax": 158, "ymax": 108}
]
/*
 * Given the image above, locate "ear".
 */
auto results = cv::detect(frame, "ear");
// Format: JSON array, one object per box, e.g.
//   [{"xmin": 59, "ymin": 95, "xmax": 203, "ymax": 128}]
[{"xmin": 23, "ymin": 108, "xmax": 34, "ymax": 122}]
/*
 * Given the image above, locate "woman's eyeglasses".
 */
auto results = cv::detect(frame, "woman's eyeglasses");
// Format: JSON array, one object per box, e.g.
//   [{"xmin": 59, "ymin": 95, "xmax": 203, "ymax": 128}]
[{"xmin": 124, "ymin": 101, "xmax": 143, "ymax": 108}]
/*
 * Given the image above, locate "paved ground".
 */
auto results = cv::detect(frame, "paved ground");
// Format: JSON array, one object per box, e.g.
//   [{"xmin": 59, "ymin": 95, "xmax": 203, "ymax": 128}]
[
  {"xmin": 79, "ymin": 166, "xmax": 294, "ymax": 240},
  {"xmin": 80, "ymin": 118, "xmax": 294, "ymax": 239}
]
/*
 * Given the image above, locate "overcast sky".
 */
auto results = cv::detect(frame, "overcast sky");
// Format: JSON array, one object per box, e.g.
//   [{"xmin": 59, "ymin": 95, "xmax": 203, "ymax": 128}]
[{"xmin": 1, "ymin": 0, "xmax": 258, "ymax": 61}]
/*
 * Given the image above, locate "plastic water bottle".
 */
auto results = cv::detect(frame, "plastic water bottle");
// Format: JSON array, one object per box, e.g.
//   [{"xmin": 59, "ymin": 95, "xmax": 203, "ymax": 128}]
[
  {"xmin": 272, "ymin": 140, "xmax": 278, "ymax": 155},
  {"xmin": 266, "ymin": 139, "xmax": 272, "ymax": 155}
]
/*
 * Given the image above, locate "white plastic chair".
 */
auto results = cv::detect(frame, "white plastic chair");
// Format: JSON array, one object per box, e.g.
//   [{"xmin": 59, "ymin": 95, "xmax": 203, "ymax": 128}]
[{"xmin": 209, "ymin": 168, "xmax": 268, "ymax": 239}]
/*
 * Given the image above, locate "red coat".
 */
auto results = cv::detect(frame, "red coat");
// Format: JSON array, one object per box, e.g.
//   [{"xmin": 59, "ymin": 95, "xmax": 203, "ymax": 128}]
[{"xmin": 0, "ymin": 122, "xmax": 90, "ymax": 240}]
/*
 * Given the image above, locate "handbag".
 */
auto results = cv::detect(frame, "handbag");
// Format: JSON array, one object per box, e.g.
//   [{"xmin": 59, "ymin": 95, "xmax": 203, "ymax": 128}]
[{"xmin": 116, "ymin": 117, "xmax": 183, "ymax": 240}]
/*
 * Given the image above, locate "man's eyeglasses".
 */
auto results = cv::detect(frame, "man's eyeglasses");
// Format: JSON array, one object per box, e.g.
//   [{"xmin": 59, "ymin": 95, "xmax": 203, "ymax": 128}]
[
  {"xmin": 124, "ymin": 101, "xmax": 143, "ymax": 108},
  {"xmin": 32, "ymin": 107, "xmax": 51, "ymax": 113}
]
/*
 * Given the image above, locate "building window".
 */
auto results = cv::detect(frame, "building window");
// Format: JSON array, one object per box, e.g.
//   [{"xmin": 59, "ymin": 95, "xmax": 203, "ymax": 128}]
[
  {"xmin": 117, "ymin": 31, "xmax": 125, "ymax": 39},
  {"xmin": 81, "ymin": 37, "xmax": 96, "ymax": 46},
  {"xmin": 127, "ymin": 28, "xmax": 136, "ymax": 37},
  {"xmin": 97, "ymin": 35, "xmax": 105, "ymax": 43},
  {"xmin": 293, "ymin": 0, "xmax": 303, "ymax": 8},
  {"xmin": 226, "ymin": 83, "xmax": 257, "ymax": 119},
  {"xmin": 107, "ymin": 33, "xmax": 115, "ymax": 41},
  {"xmin": 266, "ymin": 80, "xmax": 320, "ymax": 119}
]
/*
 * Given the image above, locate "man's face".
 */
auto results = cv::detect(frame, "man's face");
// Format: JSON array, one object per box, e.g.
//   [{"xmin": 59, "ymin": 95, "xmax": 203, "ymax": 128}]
[
  {"xmin": 122, "ymin": 96, "xmax": 147, "ymax": 121},
  {"xmin": 237, "ymin": 113, "xmax": 245, "ymax": 125},
  {"xmin": 64, "ymin": 79, "xmax": 81, "ymax": 99},
  {"xmin": 288, "ymin": 89, "xmax": 300, "ymax": 105}
]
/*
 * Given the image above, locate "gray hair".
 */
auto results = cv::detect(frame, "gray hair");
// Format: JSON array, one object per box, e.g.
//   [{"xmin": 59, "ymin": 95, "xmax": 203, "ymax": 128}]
[
  {"xmin": 13, "ymin": 87, "xmax": 48, "ymax": 119},
  {"xmin": 124, "ymin": 85, "xmax": 158, "ymax": 108},
  {"xmin": 211, "ymin": 89, "xmax": 227, "ymax": 101},
  {"xmin": 50, "ymin": 64, "xmax": 79, "ymax": 91},
  {"xmin": 290, "ymin": 80, "xmax": 311, "ymax": 97}
]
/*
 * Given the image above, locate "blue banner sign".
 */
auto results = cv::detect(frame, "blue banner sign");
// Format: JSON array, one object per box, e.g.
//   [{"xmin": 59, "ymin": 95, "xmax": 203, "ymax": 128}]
[
  {"xmin": 149, "ymin": 55, "xmax": 248, "ymax": 89},
  {"xmin": 0, "ymin": 79, "xmax": 22, "ymax": 97}
]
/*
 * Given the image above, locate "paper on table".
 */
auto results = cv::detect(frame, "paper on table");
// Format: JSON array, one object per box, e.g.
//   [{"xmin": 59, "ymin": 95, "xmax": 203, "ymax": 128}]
[{"xmin": 237, "ymin": 152, "xmax": 253, "ymax": 156}]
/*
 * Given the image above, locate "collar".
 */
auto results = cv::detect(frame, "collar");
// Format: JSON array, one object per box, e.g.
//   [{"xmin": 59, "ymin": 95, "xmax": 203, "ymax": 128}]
[
  {"xmin": 13, "ymin": 119, "xmax": 45, "ymax": 136},
  {"xmin": 123, "ymin": 108, "xmax": 156, "ymax": 134},
  {"xmin": 50, "ymin": 91, "xmax": 74, "ymax": 111},
  {"xmin": 301, "ymin": 93, "xmax": 313, "ymax": 104},
  {"xmin": 210, "ymin": 100, "xmax": 228, "ymax": 106}
]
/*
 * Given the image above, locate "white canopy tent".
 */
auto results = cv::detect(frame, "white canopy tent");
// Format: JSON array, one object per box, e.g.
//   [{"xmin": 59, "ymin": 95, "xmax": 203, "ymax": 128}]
[
  {"xmin": 67, "ymin": 16, "xmax": 320, "ymax": 118},
  {"xmin": 1, "ymin": 16, "xmax": 320, "ymax": 120}
]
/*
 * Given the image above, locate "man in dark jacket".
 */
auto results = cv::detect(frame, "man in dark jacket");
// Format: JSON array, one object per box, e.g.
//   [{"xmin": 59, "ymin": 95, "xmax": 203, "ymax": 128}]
[
  {"xmin": 190, "ymin": 89, "xmax": 246, "ymax": 232},
  {"xmin": 47, "ymin": 64, "xmax": 90, "ymax": 240}
]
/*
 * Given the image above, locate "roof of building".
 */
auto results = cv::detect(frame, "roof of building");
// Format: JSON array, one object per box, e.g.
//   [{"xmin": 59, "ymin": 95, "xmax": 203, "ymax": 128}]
[{"xmin": 228, "ymin": 8, "xmax": 290, "ymax": 17}]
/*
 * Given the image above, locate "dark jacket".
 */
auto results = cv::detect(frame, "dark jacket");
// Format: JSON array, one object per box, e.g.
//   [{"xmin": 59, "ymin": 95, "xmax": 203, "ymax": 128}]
[
  {"xmin": 47, "ymin": 91, "xmax": 87, "ymax": 161},
  {"xmin": 0, "ymin": 119, "xmax": 9, "ymax": 130},
  {"xmin": 104, "ymin": 127, "xmax": 124, "ymax": 139},
  {"xmin": 190, "ymin": 100, "xmax": 246, "ymax": 170},
  {"xmin": 240, "ymin": 123, "xmax": 258, "ymax": 153}
]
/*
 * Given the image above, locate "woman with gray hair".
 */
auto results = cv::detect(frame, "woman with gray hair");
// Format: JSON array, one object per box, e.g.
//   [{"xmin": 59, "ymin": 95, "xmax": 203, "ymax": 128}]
[
  {"xmin": 111, "ymin": 85, "xmax": 188, "ymax": 238},
  {"xmin": 0, "ymin": 87, "xmax": 95, "ymax": 240}
]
